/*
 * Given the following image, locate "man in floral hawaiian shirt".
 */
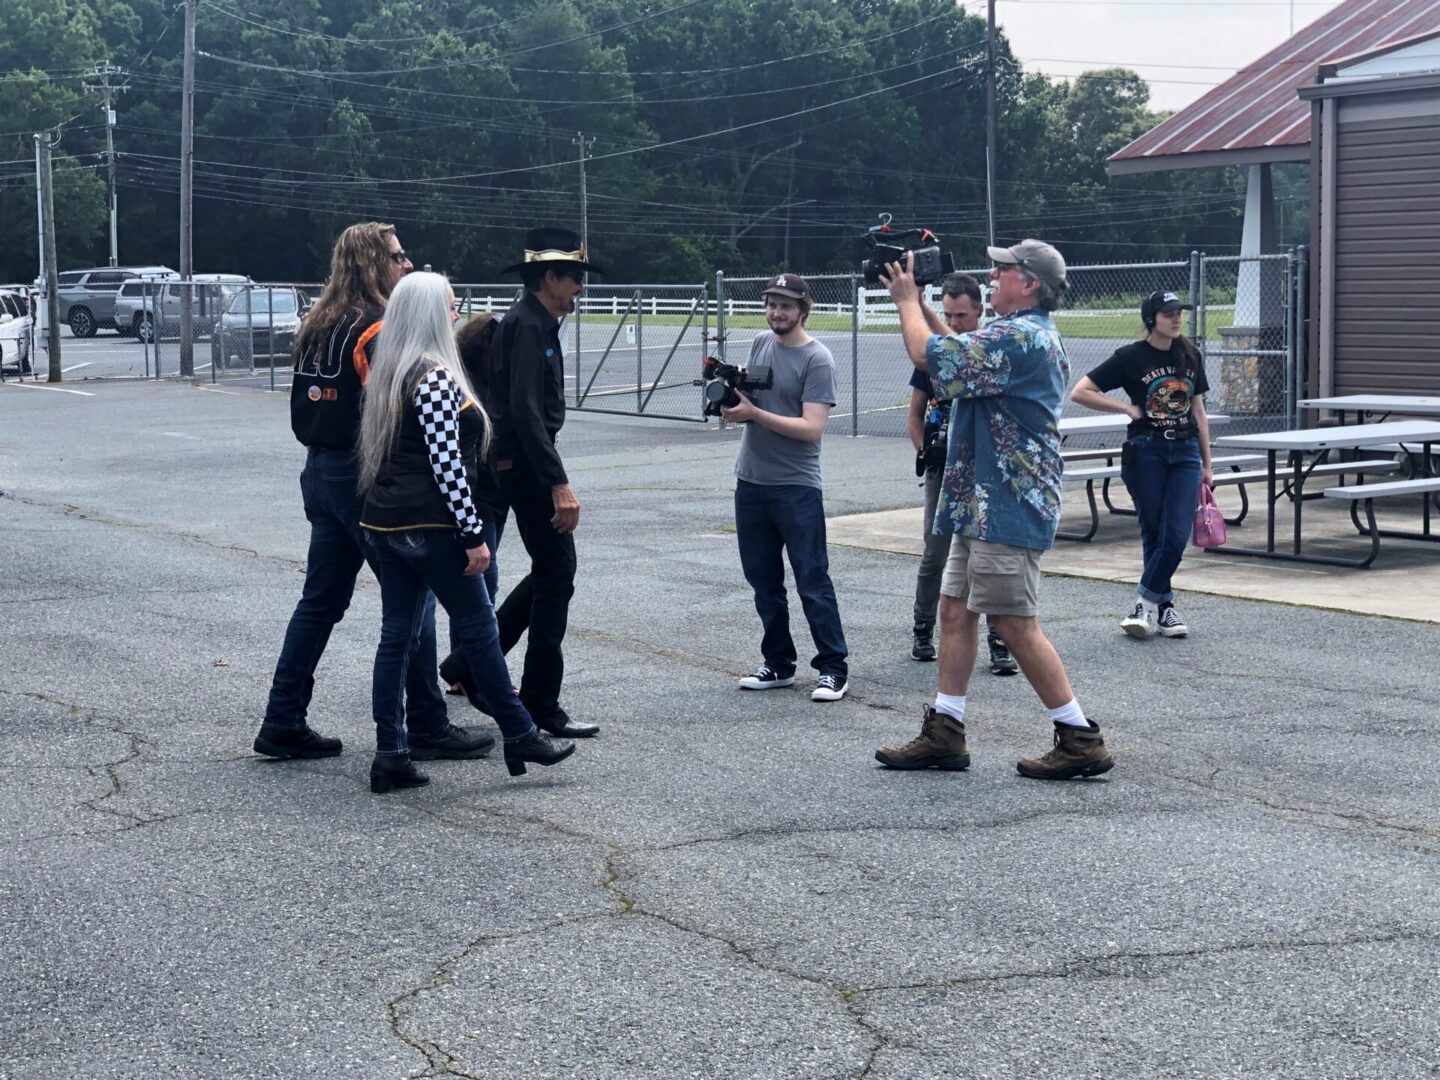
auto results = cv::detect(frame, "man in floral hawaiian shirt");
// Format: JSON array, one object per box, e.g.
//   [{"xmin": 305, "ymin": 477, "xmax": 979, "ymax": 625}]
[{"xmin": 873, "ymin": 240, "xmax": 1114, "ymax": 782}]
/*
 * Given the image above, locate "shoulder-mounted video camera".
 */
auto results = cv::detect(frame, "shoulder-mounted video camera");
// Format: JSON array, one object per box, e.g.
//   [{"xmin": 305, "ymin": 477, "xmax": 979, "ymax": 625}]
[
  {"xmin": 860, "ymin": 213, "xmax": 955, "ymax": 287},
  {"xmin": 697, "ymin": 356, "xmax": 774, "ymax": 418}
]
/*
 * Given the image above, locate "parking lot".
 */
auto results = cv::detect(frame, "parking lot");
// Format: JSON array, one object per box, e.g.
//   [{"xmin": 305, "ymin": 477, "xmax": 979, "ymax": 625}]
[{"xmin": 2, "ymin": 378, "xmax": 1437, "ymax": 1079}]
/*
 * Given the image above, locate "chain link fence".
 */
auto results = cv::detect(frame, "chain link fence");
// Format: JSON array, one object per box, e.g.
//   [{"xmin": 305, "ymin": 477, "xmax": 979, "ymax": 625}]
[
  {"xmin": 715, "ymin": 250, "xmax": 1306, "ymax": 442},
  {"xmin": 12, "ymin": 251, "xmax": 1307, "ymax": 434}
]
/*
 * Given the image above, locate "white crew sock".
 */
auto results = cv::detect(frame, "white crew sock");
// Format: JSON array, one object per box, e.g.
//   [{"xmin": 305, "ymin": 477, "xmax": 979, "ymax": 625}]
[
  {"xmin": 934, "ymin": 693, "xmax": 967, "ymax": 723},
  {"xmin": 1048, "ymin": 698, "xmax": 1089, "ymax": 729},
  {"xmin": 1140, "ymin": 598, "xmax": 1158, "ymax": 616}
]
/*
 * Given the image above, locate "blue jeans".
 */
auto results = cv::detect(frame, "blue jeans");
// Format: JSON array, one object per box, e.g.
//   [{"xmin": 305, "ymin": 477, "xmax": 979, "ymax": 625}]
[
  {"xmin": 264, "ymin": 450, "xmax": 446, "ymax": 734},
  {"xmin": 448, "ymin": 519, "xmax": 502, "ymax": 652},
  {"xmin": 735, "ymin": 480, "xmax": 848, "ymax": 679},
  {"xmin": 367, "ymin": 529, "xmax": 536, "ymax": 756},
  {"xmin": 1120, "ymin": 434, "xmax": 1202, "ymax": 605}
]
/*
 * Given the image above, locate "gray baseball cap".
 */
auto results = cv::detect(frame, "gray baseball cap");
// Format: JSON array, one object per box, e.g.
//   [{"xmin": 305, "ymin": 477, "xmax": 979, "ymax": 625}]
[{"xmin": 987, "ymin": 239, "xmax": 1067, "ymax": 290}]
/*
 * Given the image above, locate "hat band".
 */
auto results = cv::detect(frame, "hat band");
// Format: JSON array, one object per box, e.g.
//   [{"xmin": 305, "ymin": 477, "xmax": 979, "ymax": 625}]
[{"xmin": 523, "ymin": 246, "xmax": 586, "ymax": 264}]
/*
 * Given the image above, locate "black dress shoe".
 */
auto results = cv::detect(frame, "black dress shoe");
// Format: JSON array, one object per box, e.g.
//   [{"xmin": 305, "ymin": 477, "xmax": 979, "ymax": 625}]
[
  {"xmin": 504, "ymin": 731, "xmax": 575, "ymax": 777},
  {"xmin": 253, "ymin": 724, "xmax": 343, "ymax": 759},
  {"xmin": 370, "ymin": 755, "xmax": 430, "ymax": 794},
  {"xmin": 529, "ymin": 706, "xmax": 599, "ymax": 739},
  {"xmin": 438, "ymin": 651, "xmax": 494, "ymax": 715},
  {"xmin": 407, "ymin": 722, "xmax": 495, "ymax": 760}
]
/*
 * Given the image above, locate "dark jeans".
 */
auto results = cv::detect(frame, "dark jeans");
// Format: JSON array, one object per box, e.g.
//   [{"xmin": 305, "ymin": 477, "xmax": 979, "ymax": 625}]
[
  {"xmin": 367, "ymin": 529, "xmax": 536, "ymax": 756},
  {"xmin": 913, "ymin": 468, "xmax": 1001, "ymax": 645},
  {"xmin": 1121, "ymin": 434, "xmax": 1203, "ymax": 605},
  {"xmin": 264, "ymin": 450, "xmax": 446, "ymax": 735},
  {"xmin": 494, "ymin": 457, "xmax": 576, "ymax": 716},
  {"xmin": 447, "ymin": 518, "xmax": 503, "ymax": 652},
  {"xmin": 735, "ymin": 480, "xmax": 848, "ymax": 679}
]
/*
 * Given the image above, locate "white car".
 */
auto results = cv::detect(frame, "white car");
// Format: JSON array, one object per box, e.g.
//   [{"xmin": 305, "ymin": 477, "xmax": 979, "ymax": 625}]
[{"xmin": 0, "ymin": 289, "xmax": 34, "ymax": 374}]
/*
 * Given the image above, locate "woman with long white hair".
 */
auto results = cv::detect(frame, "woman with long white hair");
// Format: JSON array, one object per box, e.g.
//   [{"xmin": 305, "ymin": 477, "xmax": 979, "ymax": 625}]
[{"xmin": 358, "ymin": 272, "xmax": 575, "ymax": 792}]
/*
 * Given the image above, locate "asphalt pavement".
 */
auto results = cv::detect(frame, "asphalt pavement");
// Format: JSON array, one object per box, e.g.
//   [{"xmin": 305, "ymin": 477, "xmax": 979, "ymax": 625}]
[{"xmin": 1, "ymin": 379, "xmax": 1436, "ymax": 1079}]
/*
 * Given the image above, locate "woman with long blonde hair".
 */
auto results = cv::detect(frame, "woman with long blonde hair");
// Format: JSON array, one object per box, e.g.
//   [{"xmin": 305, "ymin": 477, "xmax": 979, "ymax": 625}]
[{"xmin": 358, "ymin": 272, "xmax": 575, "ymax": 792}]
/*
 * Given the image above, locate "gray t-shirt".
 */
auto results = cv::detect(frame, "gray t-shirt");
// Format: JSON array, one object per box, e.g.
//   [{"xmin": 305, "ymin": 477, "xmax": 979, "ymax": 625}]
[{"xmin": 733, "ymin": 333, "xmax": 838, "ymax": 489}]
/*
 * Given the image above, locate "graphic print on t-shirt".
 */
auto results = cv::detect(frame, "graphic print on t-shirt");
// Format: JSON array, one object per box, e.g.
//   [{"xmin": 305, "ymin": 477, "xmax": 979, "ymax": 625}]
[{"xmin": 1142, "ymin": 365, "xmax": 1194, "ymax": 430}]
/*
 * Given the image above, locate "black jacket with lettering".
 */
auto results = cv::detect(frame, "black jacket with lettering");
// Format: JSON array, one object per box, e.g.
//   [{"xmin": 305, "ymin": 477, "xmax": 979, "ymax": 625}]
[
  {"xmin": 290, "ymin": 306, "xmax": 384, "ymax": 450},
  {"xmin": 480, "ymin": 291, "xmax": 568, "ymax": 487}
]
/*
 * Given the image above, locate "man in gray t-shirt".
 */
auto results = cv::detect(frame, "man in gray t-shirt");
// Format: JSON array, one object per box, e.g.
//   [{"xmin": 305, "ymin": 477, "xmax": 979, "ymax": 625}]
[{"xmin": 720, "ymin": 273, "xmax": 850, "ymax": 702}]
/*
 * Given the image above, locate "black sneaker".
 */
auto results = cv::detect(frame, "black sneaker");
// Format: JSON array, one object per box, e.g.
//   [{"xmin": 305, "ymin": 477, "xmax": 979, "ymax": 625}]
[
  {"xmin": 911, "ymin": 632, "xmax": 936, "ymax": 662},
  {"xmin": 811, "ymin": 674, "xmax": 849, "ymax": 702},
  {"xmin": 407, "ymin": 722, "xmax": 495, "ymax": 760},
  {"xmin": 987, "ymin": 635, "xmax": 1019, "ymax": 676},
  {"xmin": 1157, "ymin": 603, "xmax": 1188, "ymax": 638},
  {"xmin": 738, "ymin": 665, "xmax": 795, "ymax": 690},
  {"xmin": 253, "ymin": 724, "xmax": 342, "ymax": 759}
]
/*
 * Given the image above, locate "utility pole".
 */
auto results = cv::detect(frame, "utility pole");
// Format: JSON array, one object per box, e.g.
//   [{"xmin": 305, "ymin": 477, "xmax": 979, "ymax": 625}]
[
  {"xmin": 986, "ymin": 0, "xmax": 997, "ymax": 249},
  {"xmin": 34, "ymin": 132, "xmax": 62, "ymax": 382},
  {"xmin": 782, "ymin": 138, "xmax": 802, "ymax": 269},
  {"xmin": 83, "ymin": 61, "xmax": 126, "ymax": 266},
  {"xmin": 571, "ymin": 131, "xmax": 594, "ymax": 280},
  {"xmin": 179, "ymin": 0, "xmax": 197, "ymax": 375}
]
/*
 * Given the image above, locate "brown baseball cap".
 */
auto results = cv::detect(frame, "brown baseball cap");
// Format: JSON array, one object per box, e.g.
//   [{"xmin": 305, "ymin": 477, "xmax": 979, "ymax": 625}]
[
  {"xmin": 987, "ymin": 239, "xmax": 1067, "ymax": 290},
  {"xmin": 763, "ymin": 273, "xmax": 809, "ymax": 300}
]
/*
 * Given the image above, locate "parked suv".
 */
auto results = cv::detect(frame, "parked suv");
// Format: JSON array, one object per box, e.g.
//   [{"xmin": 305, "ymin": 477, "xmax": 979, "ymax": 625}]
[
  {"xmin": 56, "ymin": 265, "xmax": 177, "ymax": 337},
  {"xmin": 211, "ymin": 287, "xmax": 310, "ymax": 369},
  {"xmin": 114, "ymin": 274, "xmax": 251, "ymax": 342}
]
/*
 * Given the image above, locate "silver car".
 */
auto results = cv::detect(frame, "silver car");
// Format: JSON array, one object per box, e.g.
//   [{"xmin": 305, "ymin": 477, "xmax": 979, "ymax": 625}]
[
  {"xmin": 113, "ymin": 274, "xmax": 250, "ymax": 342},
  {"xmin": 56, "ymin": 265, "xmax": 177, "ymax": 337}
]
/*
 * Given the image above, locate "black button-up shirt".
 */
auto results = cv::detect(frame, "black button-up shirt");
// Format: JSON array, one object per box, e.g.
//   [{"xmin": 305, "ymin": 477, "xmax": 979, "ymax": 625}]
[{"xmin": 485, "ymin": 290, "xmax": 568, "ymax": 487}]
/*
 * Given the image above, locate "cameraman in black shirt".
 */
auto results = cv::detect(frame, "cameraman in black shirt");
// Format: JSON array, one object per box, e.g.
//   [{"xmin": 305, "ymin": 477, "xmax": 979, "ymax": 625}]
[{"xmin": 905, "ymin": 274, "xmax": 1017, "ymax": 675}]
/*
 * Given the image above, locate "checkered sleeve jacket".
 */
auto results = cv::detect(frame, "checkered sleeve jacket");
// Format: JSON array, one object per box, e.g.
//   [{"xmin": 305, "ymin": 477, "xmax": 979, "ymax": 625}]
[{"xmin": 360, "ymin": 366, "xmax": 489, "ymax": 549}]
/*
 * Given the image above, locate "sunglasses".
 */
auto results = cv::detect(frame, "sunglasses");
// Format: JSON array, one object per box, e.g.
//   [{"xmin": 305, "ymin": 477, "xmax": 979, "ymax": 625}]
[
  {"xmin": 557, "ymin": 268, "xmax": 585, "ymax": 285},
  {"xmin": 388, "ymin": 249, "xmax": 412, "ymax": 265}
]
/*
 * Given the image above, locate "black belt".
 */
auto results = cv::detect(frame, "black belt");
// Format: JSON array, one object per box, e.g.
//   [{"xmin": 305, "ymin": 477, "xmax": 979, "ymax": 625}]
[{"xmin": 1158, "ymin": 427, "xmax": 1197, "ymax": 441}]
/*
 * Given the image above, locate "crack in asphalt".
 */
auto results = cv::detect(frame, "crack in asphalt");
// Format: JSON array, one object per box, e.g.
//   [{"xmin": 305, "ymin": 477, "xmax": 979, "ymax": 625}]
[
  {"xmin": 1158, "ymin": 768, "xmax": 1440, "ymax": 850},
  {"xmin": 9, "ymin": 690, "xmax": 174, "ymax": 838},
  {"xmin": 1, "ymin": 491, "xmax": 303, "ymax": 569},
  {"xmin": 849, "ymin": 928, "xmax": 1436, "ymax": 997}
]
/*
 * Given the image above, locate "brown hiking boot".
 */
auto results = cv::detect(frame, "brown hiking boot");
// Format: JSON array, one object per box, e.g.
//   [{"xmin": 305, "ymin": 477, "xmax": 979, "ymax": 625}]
[
  {"xmin": 875, "ymin": 706, "xmax": 970, "ymax": 771},
  {"xmin": 1017, "ymin": 721, "xmax": 1114, "ymax": 781}
]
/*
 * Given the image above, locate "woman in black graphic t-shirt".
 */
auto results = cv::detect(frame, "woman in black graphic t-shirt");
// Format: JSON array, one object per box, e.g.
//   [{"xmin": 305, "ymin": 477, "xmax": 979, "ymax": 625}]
[{"xmin": 1070, "ymin": 291, "xmax": 1214, "ymax": 640}]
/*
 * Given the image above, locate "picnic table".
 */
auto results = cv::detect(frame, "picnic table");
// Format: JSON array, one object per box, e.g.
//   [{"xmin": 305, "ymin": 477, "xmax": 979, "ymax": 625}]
[
  {"xmin": 1210, "ymin": 420, "xmax": 1440, "ymax": 567},
  {"xmin": 1299, "ymin": 395, "xmax": 1440, "ymax": 424}
]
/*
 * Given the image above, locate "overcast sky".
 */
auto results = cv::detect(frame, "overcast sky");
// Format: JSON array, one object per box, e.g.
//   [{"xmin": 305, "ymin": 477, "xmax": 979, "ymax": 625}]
[{"xmin": 994, "ymin": 0, "xmax": 1349, "ymax": 111}]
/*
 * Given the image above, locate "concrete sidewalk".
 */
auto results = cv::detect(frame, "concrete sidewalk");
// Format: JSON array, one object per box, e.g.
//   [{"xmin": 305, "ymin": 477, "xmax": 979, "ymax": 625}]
[{"xmin": 830, "ymin": 487, "xmax": 1440, "ymax": 623}]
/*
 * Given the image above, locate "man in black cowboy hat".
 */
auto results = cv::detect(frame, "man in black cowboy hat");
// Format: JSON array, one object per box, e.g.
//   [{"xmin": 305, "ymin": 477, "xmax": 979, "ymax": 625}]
[{"xmin": 441, "ymin": 227, "xmax": 599, "ymax": 739}]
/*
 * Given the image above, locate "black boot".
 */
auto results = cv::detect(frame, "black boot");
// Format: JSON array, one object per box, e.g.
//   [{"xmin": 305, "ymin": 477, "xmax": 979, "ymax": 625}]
[
  {"xmin": 370, "ymin": 754, "xmax": 430, "ymax": 794},
  {"xmin": 504, "ymin": 731, "xmax": 576, "ymax": 777}
]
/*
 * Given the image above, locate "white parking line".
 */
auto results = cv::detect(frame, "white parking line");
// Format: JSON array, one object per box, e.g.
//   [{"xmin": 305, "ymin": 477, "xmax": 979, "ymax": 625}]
[
  {"xmin": 61, "ymin": 362, "xmax": 93, "ymax": 373},
  {"xmin": 2, "ymin": 381, "xmax": 95, "ymax": 397},
  {"xmin": 196, "ymin": 386, "xmax": 243, "ymax": 396},
  {"xmin": 162, "ymin": 431, "xmax": 202, "ymax": 441}
]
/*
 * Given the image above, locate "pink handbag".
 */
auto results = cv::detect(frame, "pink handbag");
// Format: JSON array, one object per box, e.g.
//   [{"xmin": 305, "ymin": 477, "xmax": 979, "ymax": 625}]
[{"xmin": 1192, "ymin": 484, "xmax": 1227, "ymax": 548}]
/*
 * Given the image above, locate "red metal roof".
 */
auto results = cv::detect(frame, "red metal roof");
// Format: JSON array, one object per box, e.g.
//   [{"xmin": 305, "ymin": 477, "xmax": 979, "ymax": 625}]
[{"xmin": 1109, "ymin": 0, "xmax": 1440, "ymax": 175}]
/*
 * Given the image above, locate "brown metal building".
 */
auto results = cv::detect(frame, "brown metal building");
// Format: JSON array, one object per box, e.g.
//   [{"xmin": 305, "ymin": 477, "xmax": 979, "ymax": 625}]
[{"xmin": 1300, "ymin": 31, "xmax": 1440, "ymax": 397}]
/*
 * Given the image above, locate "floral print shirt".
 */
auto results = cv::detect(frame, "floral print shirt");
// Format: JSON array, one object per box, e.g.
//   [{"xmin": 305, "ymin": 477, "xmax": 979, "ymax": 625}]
[{"xmin": 925, "ymin": 306, "xmax": 1069, "ymax": 550}]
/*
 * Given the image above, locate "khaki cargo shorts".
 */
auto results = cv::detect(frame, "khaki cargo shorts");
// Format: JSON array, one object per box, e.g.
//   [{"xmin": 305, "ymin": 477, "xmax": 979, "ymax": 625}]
[{"xmin": 940, "ymin": 536, "xmax": 1042, "ymax": 616}]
